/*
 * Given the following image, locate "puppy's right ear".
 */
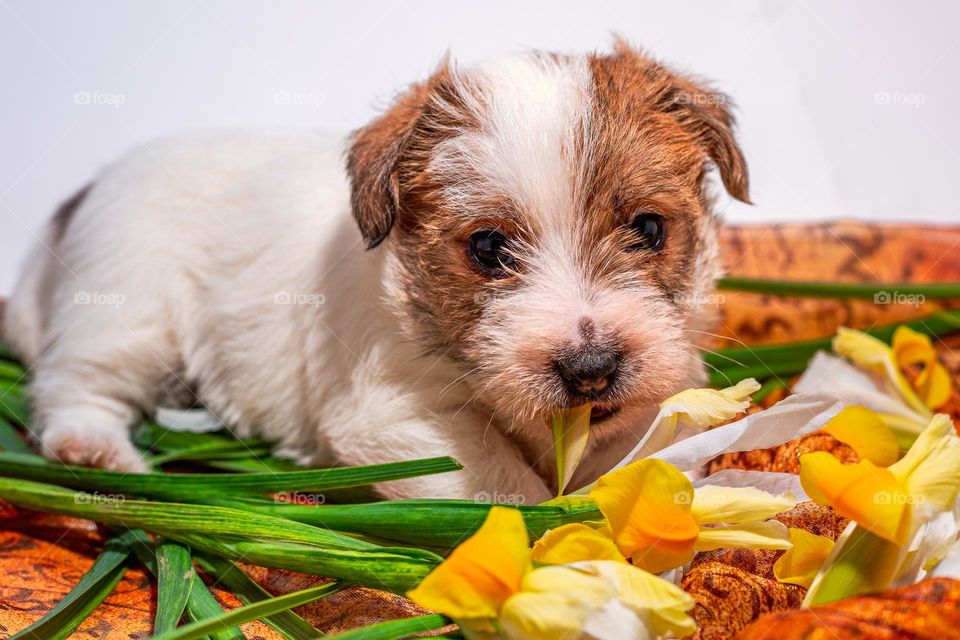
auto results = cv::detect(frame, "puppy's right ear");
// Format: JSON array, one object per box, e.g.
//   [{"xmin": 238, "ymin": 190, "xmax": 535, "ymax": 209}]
[{"xmin": 347, "ymin": 64, "xmax": 446, "ymax": 249}]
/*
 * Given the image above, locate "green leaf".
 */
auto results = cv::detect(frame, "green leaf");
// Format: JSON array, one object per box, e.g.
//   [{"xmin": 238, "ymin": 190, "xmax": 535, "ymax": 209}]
[
  {"xmin": 704, "ymin": 310, "xmax": 960, "ymax": 386},
  {"xmin": 0, "ymin": 383, "xmax": 29, "ymax": 424},
  {"xmin": 10, "ymin": 529, "xmax": 140, "ymax": 640},
  {"xmin": 0, "ymin": 450, "xmax": 461, "ymax": 500},
  {"xmin": 150, "ymin": 583, "xmax": 341, "ymax": 640},
  {"xmin": 751, "ymin": 378, "xmax": 787, "ymax": 403},
  {"xmin": 126, "ymin": 529, "xmax": 244, "ymax": 640},
  {"xmin": 0, "ymin": 339, "xmax": 16, "ymax": 362},
  {"xmin": 135, "ymin": 422, "xmax": 265, "ymax": 448},
  {"xmin": 803, "ymin": 525, "xmax": 903, "ymax": 606},
  {"xmin": 550, "ymin": 405, "xmax": 592, "ymax": 496},
  {"xmin": 0, "ymin": 359, "xmax": 26, "ymax": 382},
  {"xmin": 328, "ymin": 614, "xmax": 449, "ymax": 639},
  {"xmin": 196, "ymin": 553, "xmax": 330, "ymax": 640},
  {"xmin": 0, "ymin": 415, "xmax": 32, "ymax": 454},
  {"xmin": 154, "ymin": 540, "xmax": 195, "ymax": 634},
  {"xmin": 0, "ymin": 477, "xmax": 439, "ymax": 593},
  {"xmin": 223, "ymin": 497, "xmax": 603, "ymax": 550},
  {"xmin": 196, "ymin": 456, "xmax": 303, "ymax": 472},
  {"xmin": 717, "ymin": 277, "xmax": 960, "ymax": 299}
]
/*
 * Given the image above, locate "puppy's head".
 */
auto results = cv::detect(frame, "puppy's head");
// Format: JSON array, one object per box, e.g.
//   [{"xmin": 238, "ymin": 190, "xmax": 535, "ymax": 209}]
[{"xmin": 347, "ymin": 41, "xmax": 749, "ymax": 430}]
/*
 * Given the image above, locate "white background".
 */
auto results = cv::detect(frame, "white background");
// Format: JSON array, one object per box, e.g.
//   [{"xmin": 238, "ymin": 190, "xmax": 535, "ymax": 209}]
[{"xmin": 2, "ymin": 0, "xmax": 958, "ymax": 294}]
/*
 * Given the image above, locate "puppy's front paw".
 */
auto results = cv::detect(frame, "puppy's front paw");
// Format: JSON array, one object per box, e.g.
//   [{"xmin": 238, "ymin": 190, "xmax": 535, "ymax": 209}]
[{"xmin": 40, "ymin": 424, "xmax": 148, "ymax": 473}]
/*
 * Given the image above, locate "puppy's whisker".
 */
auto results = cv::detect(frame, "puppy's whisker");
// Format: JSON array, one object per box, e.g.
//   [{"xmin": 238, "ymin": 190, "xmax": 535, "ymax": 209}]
[
  {"xmin": 684, "ymin": 328, "xmax": 751, "ymax": 350},
  {"xmin": 438, "ymin": 365, "xmax": 482, "ymax": 399}
]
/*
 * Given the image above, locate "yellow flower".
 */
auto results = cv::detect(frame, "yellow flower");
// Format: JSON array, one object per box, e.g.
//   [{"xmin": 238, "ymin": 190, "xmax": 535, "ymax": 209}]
[
  {"xmin": 892, "ymin": 326, "xmax": 952, "ymax": 410},
  {"xmin": 773, "ymin": 528, "xmax": 835, "ymax": 588},
  {"xmin": 588, "ymin": 459, "xmax": 794, "ymax": 573},
  {"xmin": 408, "ymin": 505, "xmax": 530, "ymax": 619},
  {"xmin": 532, "ymin": 523, "xmax": 627, "ymax": 565},
  {"xmin": 800, "ymin": 413, "xmax": 960, "ymax": 545},
  {"xmin": 799, "ymin": 413, "xmax": 960, "ymax": 605},
  {"xmin": 820, "ymin": 405, "xmax": 900, "ymax": 466},
  {"xmin": 833, "ymin": 326, "xmax": 951, "ymax": 416},
  {"xmin": 408, "ymin": 506, "xmax": 697, "ymax": 639}
]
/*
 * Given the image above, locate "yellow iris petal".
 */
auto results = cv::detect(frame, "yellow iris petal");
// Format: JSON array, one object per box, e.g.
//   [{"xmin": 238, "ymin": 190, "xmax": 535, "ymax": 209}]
[
  {"xmin": 531, "ymin": 523, "xmax": 627, "ymax": 565},
  {"xmin": 799, "ymin": 452, "xmax": 910, "ymax": 544},
  {"xmin": 889, "ymin": 414, "xmax": 960, "ymax": 514},
  {"xmin": 821, "ymin": 405, "xmax": 901, "ymax": 466},
  {"xmin": 833, "ymin": 327, "xmax": 930, "ymax": 417},
  {"xmin": 893, "ymin": 326, "xmax": 953, "ymax": 409},
  {"xmin": 551, "ymin": 404, "xmax": 592, "ymax": 496},
  {"xmin": 773, "ymin": 528, "xmax": 835, "ymax": 588},
  {"xmin": 407, "ymin": 506, "xmax": 531, "ymax": 619},
  {"xmin": 590, "ymin": 459, "xmax": 700, "ymax": 573},
  {"xmin": 499, "ymin": 566, "xmax": 612, "ymax": 640},
  {"xmin": 693, "ymin": 520, "xmax": 792, "ymax": 552},
  {"xmin": 690, "ymin": 485, "xmax": 796, "ymax": 524},
  {"xmin": 660, "ymin": 379, "xmax": 760, "ymax": 428}
]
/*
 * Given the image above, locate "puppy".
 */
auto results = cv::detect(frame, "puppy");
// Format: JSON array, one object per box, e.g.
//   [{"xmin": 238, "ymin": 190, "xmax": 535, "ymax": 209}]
[{"xmin": 4, "ymin": 41, "xmax": 748, "ymax": 501}]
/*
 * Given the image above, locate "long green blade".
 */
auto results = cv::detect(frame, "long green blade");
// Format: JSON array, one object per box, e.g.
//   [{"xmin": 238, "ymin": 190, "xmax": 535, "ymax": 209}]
[
  {"xmin": 0, "ymin": 359, "xmax": 26, "ymax": 382},
  {"xmin": 328, "ymin": 614, "xmax": 449, "ymax": 640},
  {"xmin": 151, "ymin": 583, "xmax": 341, "ymax": 640},
  {"xmin": 0, "ymin": 384, "xmax": 28, "ymax": 424},
  {"xmin": 0, "ymin": 415, "xmax": 31, "ymax": 454},
  {"xmin": 126, "ymin": 529, "xmax": 245, "ymax": 640},
  {"xmin": 196, "ymin": 553, "xmax": 329, "ymax": 640},
  {"xmin": 717, "ymin": 277, "xmax": 960, "ymax": 299},
  {"xmin": 11, "ymin": 530, "xmax": 138, "ymax": 640},
  {"xmin": 221, "ymin": 497, "xmax": 603, "ymax": 551},
  {"xmin": 154, "ymin": 540, "xmax": 195, "ymax": 634},
  {"xmin": 0, "ymin": 478, "xmax": 439, "ymax": 593},
  {"xmin": 704, "ymin": 309, "xmax": 960, "ymax": 385},
  {"xmin": 0, "ymin": 450, "xmax": 461, "ymax": 500}
]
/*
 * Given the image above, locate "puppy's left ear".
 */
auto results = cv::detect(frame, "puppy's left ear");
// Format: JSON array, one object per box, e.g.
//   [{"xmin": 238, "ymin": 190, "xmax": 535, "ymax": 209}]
[
  {"xmin": 346, "ymin": 79, "xmax": 431, "ymax": 248},
  {"xmin": 667, "ymin": 74, "xmax": 751, "ymax": 204},
  {"xmin": 608, "ymin": 38, "xmax": 751, "ymax": 204}
]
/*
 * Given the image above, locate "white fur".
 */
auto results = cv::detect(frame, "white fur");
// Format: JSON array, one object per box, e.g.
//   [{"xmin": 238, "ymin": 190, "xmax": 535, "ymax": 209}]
[
  {"xmin": 6, "ymin": 54, "xmax": 710, "ymax": 500},
  {"xmin": 4, "ymin": 128, "xmax": 555, "ymax": 500}
]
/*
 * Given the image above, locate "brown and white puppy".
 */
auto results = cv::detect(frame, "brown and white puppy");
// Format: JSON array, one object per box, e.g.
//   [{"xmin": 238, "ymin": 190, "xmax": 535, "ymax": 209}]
[{"xmin": 5, "ymin": 41, "xmax": 748, "ymax": 501}]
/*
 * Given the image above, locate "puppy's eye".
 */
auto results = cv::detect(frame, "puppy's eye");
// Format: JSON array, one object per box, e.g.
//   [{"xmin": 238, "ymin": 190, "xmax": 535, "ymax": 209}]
[
  {"xmin": 468, "ymin": 230, "xmax": 516, "ymax": 276},
  {"xmin": 626, "ymin": 212, "xmax": 666, "ymax": 252}
]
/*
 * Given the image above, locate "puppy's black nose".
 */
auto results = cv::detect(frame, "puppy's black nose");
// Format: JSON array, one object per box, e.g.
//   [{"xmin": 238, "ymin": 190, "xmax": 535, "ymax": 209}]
[{"xmin": 555, "ymin": 348, "xmax": 619, "ymax": 398}]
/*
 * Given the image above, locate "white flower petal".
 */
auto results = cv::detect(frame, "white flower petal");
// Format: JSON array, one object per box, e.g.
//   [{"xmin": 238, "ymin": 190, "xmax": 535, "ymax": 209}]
[
  {"xmin": 694, "ymin": 469, "xmax": 810, "ymax": 501},
  {"xmin": 650, "ymin": 394, "xmax": 843, "ymax": 472}
]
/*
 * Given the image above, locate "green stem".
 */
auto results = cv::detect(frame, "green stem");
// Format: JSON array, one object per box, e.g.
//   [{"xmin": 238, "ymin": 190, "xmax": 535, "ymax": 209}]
[
  {"xmin": 195, "ymin": 553, "xmax": 329, "ymax": 640},
  {"xmin": 150, "ymin": 583, "xmax": 341, "ymax": 640},
  {"xmin": 705, "ymin": 309, "xmax": 960, "ymax": 385},
  {"xmin": 125, "ymin": 531, "xmax": 244, "ymax": 640},
  {"xmin": 328, "ymin": 614, "xmax": 449, "ymax": 639},
  {"xmin": 154, "ymin": 540, "xmax": 195, "ymax": 634},
  {"xmin": 717, "ymin": 277, "xmax": 960, "ymax": 299},
  {"xmin": 212, "ymin": 496, "xmax": 603, "ymax": 551},
  {"xmin": 751, "ymin": 378, "xmax": 787, "ymax": 403},
  {"xmin": 0, "ymin": 450, "xmax": 461, "ymax": 500},
  {"xmin": 804, "ymin": 525, "xmax": 903, "ymax": 606}
]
